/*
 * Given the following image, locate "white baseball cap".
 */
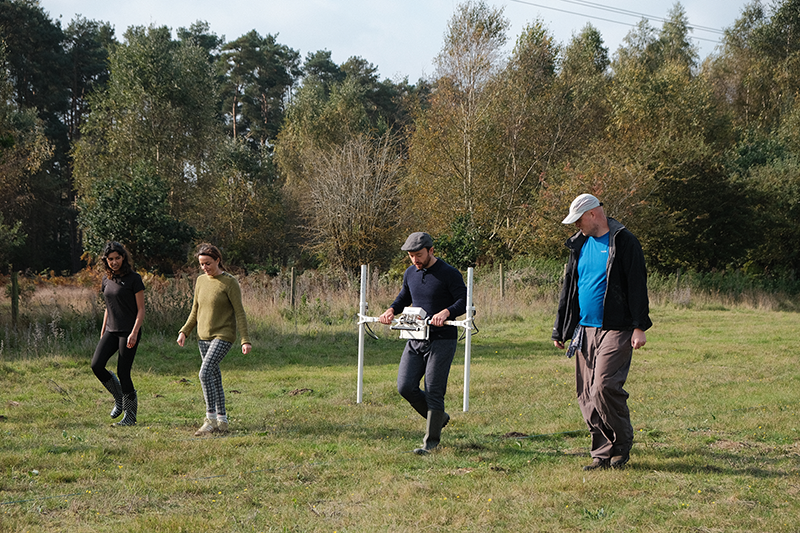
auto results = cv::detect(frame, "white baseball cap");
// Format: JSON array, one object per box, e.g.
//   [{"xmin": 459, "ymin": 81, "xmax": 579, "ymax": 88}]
[{"xmin": 562, "ymin": 193, "xmax": 601, "ymax": 224}]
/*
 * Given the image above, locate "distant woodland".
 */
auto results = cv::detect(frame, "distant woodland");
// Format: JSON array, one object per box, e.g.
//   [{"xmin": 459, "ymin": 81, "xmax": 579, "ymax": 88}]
[{"xmin": 2, "ymin": 0, "xmax": 800, "ymax": 281}]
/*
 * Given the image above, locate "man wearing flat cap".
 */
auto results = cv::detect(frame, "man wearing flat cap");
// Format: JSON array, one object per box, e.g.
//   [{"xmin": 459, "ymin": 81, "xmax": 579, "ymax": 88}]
[
  {"xmin": 552, "ymin": 194, "xmax": 652, "ymax": 471},
  {"xmin": 379, "ymin": 232, "xmax": 467, "ymax": 454}
]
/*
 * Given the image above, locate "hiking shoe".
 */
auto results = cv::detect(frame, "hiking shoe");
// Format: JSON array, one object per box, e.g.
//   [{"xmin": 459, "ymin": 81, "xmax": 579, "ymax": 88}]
[
  {"xmin": 216, "ymin": 420, "xmax": 229, "ymax": 433},
  {"xmin": 610, "ymin": 453, "xmax": 630, "ymax": 469},
  {"xmin": 194, "ymin": 418, "xmax": 217, "ymax": 436},
  {"xmin": 583, "ymin": 458, "xmax": 610, "ymax": 471}
]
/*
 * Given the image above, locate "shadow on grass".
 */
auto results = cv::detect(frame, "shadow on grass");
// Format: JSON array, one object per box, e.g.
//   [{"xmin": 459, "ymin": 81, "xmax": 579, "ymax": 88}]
[
  {"xmin": 90, "ymin": 330, "xmax": 558, "ymax": 376},
  {"xmin": 614, "ymin": 443, "xmax": 795, "ymax": 479}
]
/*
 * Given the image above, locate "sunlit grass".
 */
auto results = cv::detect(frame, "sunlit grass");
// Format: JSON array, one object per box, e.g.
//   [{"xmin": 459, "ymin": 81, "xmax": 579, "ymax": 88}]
[{"xmin": 2, "ymin": 298, "xmax": 800, "ymax": 531}]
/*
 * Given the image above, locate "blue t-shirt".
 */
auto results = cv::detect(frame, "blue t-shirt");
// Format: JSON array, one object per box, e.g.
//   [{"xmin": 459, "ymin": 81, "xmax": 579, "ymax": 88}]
[{"xmin": 577, "ymin": 233, "xmax": 609, "ymax": 328}]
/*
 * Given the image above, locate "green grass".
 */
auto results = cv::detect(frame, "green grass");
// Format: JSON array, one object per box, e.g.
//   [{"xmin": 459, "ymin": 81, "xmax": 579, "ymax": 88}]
[{"xmin": 2, "ymin": 305, "xmax": 800, "ymax": 532}]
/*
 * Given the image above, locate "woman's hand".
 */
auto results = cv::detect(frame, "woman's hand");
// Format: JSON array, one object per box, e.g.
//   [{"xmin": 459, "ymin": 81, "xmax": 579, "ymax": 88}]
[
  {"xmin": 177, "ymin": 332, "xmax": 186, "ymax": 347},
  {"xmin": 126, "ymin": 331, "xmax": 138, "ymax": 349},
  {"xmin": 242, "ymin": 343, "xmax": 251, "ymax": 355}
]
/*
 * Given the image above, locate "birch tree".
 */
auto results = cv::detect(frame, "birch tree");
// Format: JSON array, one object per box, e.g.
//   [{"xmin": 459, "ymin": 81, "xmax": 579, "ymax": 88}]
[{"xmin": 405, "ymin": 0, "xmax": 509, "ymax": 248}]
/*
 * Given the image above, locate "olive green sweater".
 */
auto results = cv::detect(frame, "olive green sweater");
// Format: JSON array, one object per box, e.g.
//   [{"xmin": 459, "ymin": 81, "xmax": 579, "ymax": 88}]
[{"xmin": 180, "ymin": 272, "xmax": 250, "ymax": 345}]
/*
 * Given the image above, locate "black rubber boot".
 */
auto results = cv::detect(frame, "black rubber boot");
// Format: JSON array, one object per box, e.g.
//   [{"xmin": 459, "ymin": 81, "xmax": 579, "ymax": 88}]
[
  {"xmin": 409, "ymin": 401, "xmax": 449, "ymax": 428},
  {"xmin": 410, "ymin": 400, "xmax": 429, "ymax": 419},
  {"xmin": 413, "ymin": 410, "xmax": 447, "ymax": 455},
  {"xmin": 101, "ymin": 372, "xmax": 124, "ymax": 419},
  {"xmin": 114, "ymin": 391, "xmax": 137, "ymax": 426}
]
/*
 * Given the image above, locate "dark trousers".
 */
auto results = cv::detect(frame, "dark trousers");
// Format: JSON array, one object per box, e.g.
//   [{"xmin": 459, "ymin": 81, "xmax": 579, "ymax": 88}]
[
  {"xmin": 576, "ymin": 328, "xmax": 634, "ymax": 459},
  {"xmin": 397, "ymin": 338, "xmax": 458, "ymax": 412},
  {"xmin": 91, "ymin": 330, "xmax": 140, "ymax": 394}
]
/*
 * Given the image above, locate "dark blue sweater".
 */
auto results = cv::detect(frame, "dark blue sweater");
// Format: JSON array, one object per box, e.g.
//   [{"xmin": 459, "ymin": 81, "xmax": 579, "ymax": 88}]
[{"xmin": 390, "ymin": 258, "xmax": 467, "ymax": 340}]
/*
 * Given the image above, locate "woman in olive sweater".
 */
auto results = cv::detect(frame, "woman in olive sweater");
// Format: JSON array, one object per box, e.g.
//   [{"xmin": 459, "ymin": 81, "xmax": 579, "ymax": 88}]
[{"xmin": 177, "ymin": 244, "xmax": 251, "ymax": 436}]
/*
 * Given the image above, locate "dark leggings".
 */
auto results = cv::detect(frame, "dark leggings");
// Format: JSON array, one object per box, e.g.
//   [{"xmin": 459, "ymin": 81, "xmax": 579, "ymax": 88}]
[{"xmin": 91, "ymin": 330, "xmax": 141, "ymax": 394}]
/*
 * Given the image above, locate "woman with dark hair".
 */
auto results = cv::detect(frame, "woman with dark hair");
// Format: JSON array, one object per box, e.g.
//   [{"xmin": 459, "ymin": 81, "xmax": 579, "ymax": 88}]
[
  {"xmin": 177, "ymin": 243, "xmax": 251, "ymax": 436},
  {"xmin": 92, "ymin": 241, "xmax": 145, "ymax": 426}
]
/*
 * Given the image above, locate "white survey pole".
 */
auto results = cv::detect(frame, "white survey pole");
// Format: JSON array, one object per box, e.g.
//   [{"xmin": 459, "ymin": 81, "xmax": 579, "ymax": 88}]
[
  {"xmin": 356, "ymin": 264, "xmax": 475, "ymax": 408},
  {"xmin": 463, "ymin": 267, "xmax": 474, "ymax": 412},
  {"xmin": 357, "ymin": 264, "xmax": 367, "ymax": 403}
]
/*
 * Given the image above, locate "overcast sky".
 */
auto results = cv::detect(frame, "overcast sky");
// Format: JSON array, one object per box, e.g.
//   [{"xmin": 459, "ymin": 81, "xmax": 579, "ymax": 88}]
[{"xmin": 41, "ymin": 0, "xmax": 752, "ymax": 81}]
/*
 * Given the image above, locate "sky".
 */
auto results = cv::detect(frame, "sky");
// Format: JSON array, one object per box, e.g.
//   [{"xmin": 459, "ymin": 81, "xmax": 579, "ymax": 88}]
[{"xmin": 41, "ymin": 0, "xmax": 753, "ymax": 81}]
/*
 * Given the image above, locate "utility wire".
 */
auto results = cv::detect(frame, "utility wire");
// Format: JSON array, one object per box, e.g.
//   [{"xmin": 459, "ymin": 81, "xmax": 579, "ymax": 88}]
[
  {"xmin": 509, "ymin": 0, "xmax": 723, "ymax": 44},
  {"xmin": 558, "ymin": 0, "xmax": 726, "ymax": 34}
]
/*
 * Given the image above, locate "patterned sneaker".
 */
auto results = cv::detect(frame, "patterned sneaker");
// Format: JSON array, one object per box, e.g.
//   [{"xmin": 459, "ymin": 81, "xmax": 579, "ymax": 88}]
[
  {"xmin": 216, "ymin": 420, "xmax": 229, "ymax": 433},
  {"xmin": 194, "ymin": 418, "xmax": 218, "ymax": 436}
]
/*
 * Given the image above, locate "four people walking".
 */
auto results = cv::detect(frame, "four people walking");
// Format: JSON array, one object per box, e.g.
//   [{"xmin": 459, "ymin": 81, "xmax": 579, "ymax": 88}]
[{"xmin": 92, "ymin": 205, "xmax": 651, "ymax": 469}]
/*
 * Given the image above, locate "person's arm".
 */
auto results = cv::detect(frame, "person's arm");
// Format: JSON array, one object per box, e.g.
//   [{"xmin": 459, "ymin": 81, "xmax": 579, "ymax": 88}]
[
  {"xmin": 126, "ymin": 290, "xmax": 145, "ymax": 348},
  {"xmin": 382, "ymin": 271, "xmax": 411, "ymax": 324},
  {"xmin": 436, "ymin": 268, "xmax": 467, "ymax": 326},
  {"xmin": 101, "ymin": 308, "xmax": 108, "ymax": 339},
  {"xmin": 227, "ymin": 276, "xmax": 251, "ymax": 349},
  {"xmin": 100, "ymin": 279, "xmax": 108, "ymax": 338},
  {"xmin": 429, "ymin": 307, "xmax": 450, "ymax": 327},
  {"xmin": 378, "ymin": 307, "xmax": 395, "ymax": 324},
  {"xmin": 552, "ymin": 259, "xmax": 574, "ymax": 345},
  {"xmin": 620, "ymin": 232, "xmax": 652, "ymax": 332},
  {"xmin": 631, "ymin": 328, "xmax": 646, "ymax": 349},
  {"xmin": 178, "ymin": 279, "xmax": 200, "ymax": 346}
]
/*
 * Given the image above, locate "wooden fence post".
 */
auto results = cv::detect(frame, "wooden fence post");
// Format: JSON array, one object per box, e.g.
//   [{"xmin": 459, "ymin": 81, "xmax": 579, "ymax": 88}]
[
  {"xmin": 499, "ymin": 263, "xmax": 505, "ymax": 300},
  {"xmin": 11, "ymin": 269, "xmax": 19, "ymax": 330},
  {"xmin": 291, "ymin": 266, "xmax": 297, "ymax": 333}
]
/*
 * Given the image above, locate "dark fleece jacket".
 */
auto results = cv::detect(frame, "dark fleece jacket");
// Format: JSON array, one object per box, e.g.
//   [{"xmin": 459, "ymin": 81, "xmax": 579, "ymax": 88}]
[{"xmin": 552, "ymin": 217, "xmax": 652, "ymax": 344}]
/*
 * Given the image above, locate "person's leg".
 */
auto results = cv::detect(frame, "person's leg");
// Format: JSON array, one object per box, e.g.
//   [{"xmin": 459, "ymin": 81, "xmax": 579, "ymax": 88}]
[
  {"xmin": 91, "ymin": 331, "xmax": 120, "ymax": 383},
  {"xmin": 206, "ymin": 339, "xmax": 232, "ymax": 417},
  {"xmin": 196, "ymin": 339, "xmax": 232, "ymax": 435},
  {"xmin": 115, "ymin": 330, "xmax": 140, "ymax": 394},
  {"xmin": 114, "ymin": 331, "xmax": 141, "ymax": 426},
  {"xmin": 413, "ymin": 338, "xmax": 457, "ymax": 454},
  {"xmin": 92, "ymin": 332, "xmax": 124, "ymax": 418},
  {"xmin": 591, "ymin": 329, "xmax": 634, "ymax": 465},
  {"xmin": 397, "ymin": 340, "xmax": 429, "ymax": 417},
  {"xmin": 421, "ymin": 338, "xmax": 457, "ymax": 412},
  {"xmin": 577, "ymin": 327, "xmax": 613, "ymax": 466},
  {"xmin": 198, "ymin": 340, "xmax": 217, "ymax": 419}
]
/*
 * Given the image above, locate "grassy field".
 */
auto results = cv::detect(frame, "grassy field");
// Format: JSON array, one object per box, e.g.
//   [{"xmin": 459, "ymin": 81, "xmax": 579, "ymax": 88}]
[{"xmin": 2, "ymin": 272, "xmax": 800, "ymax": 532}]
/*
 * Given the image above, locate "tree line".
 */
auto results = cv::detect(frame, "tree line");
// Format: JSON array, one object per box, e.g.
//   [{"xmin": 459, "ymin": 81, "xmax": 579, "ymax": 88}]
[{"xmin": 2, "ymin": 0, "xmax": 800, "ymax": 281}]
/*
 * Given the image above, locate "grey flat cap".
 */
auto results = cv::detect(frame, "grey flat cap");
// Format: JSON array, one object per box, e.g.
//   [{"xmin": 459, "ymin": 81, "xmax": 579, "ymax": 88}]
[{"xmin": 401, "ymin": 232, "xmax": 434, "ymax": 251}]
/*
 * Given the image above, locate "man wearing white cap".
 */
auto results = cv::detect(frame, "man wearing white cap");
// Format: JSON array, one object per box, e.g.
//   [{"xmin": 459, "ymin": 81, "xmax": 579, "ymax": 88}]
[{"xmin": 552, "ymin": 194, "xmax": 652, "ymax": 470}]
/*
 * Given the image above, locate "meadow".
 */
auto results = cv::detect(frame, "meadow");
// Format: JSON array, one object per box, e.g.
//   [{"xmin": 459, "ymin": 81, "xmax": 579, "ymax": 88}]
[{"xmin": 1, "ymin": 264, "xmax": 799, "ymax": 532}]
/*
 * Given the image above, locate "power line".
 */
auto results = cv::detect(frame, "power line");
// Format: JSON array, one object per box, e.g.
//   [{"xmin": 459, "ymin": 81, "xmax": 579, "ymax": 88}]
[
  {"xmin": 508, "ymin": 0, "xmax": 723, "ymax": 45},
  {"xmin": 559, "ymin": 0, "xmax": 725, "ymax": 35}
]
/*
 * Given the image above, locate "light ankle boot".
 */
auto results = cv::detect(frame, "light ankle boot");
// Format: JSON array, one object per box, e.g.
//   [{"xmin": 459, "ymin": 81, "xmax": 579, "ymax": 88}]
[
  {"xmin": 101, "ymin": 372, "xmax": 124, "ymax": 419},
  {"xmin": 413, "ymin": 410, "xmax": 447, "ymax": 455}
]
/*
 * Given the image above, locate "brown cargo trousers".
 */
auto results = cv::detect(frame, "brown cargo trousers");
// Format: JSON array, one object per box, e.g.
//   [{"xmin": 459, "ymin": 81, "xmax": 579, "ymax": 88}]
[{"xmin": 576, "ymin": 327, "xmax": 634, "ymax": 460}]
